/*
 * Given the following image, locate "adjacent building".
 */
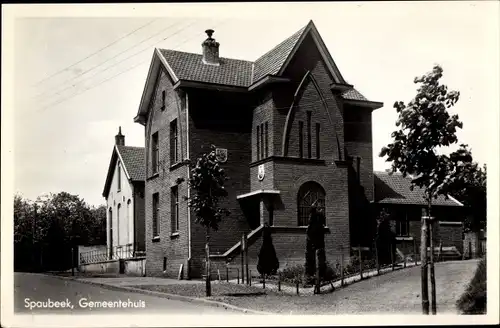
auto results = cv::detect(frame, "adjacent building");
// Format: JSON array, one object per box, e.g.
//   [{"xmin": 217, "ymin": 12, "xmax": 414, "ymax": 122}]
[{"xmin": 102, "ymin": 127, "xmax": 146, "ymax": 258}]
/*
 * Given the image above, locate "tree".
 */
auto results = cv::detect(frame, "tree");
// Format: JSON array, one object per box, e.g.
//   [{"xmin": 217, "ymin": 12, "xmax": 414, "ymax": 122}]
[
  {"xmin": 375, "ymin": 208, "xmax": 396, "ymax": 265},
  {"xmin": 380, "ymin": 65, "xmax": 465, "ymax": 315},
  {"xmin": 187, "ymin": 145, "xmax": 230, "ymax": 296},
  {"xmin": 257, "ymin": 224, "xmax": 279, "ymax": 277},
  {"xmin": 304, "ymin": 205, "xmax": 326, "ymax": 285},
  {"xmin": 14, "ymin": 192, "xmax": 107, "ymax": 272}
]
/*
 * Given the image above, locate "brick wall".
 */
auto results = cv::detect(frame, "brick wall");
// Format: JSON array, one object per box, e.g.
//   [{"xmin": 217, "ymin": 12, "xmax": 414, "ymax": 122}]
[{"xmin": 144, "ymin": 69, "xmax": 190, "ymax": 278}]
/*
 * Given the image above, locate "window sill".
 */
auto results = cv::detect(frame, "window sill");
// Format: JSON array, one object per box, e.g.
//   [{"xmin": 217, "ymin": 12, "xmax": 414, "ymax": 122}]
[
  {"xmin": 395, "ymin": 236, "xmax": 414, "ymax": 241},
  {"xmin": 169, "ymin": 161, "xmax": 186, "ymax": 171},
  {"xmin": 170, "ymin": 232, "xmax": 180, "ymax": 239},
  {"xmin": 152, "ymin": 236, "xmax": 160, "ymax": 243},
  {"xmin": 147, "ymin": 173, "xmax": 160, "ymax": 181}
]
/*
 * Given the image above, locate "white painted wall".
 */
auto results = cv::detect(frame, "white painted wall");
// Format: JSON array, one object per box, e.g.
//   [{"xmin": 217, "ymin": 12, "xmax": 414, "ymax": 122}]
[{"xmin": 105, "ymin": 153, "xmax": 135, "ymax": 253}]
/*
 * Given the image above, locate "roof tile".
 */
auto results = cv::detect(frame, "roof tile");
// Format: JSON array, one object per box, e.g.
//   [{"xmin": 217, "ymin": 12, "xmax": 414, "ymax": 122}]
[
  {"xmin": 374, "ymin": 171, "xmax": 462, "ymax": 207},
  {"xmin": 117, "ymin": 146, "xmax": 145, "ymax": 181}
]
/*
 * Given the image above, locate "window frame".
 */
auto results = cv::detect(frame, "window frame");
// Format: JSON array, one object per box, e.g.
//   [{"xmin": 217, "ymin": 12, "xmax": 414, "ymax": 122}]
[
  {"xmin": 152, "ymin": 192, "xmax": 160, "ymax": 238},
  {"xmin": 297, "ymin": 181, "xmax": 326, "ymax": 227},
  {"xmin": 256, "ymin": 125, "xmax": 260, "ymax": 160},
  {"xmin": 299, "ymin": 121, "xmax": 304, "ymax": 158},
  {"xmin": 152, "ymin": 132, "xmax": 159, "ymax": 175},
  {"xmin": 170, "ymin": 186, "xmax": 179, "ymax": 234},
  {"xmin": 315, "ymin": 123, "xmax": 320, "ymax": 159},
  {"xmin": 170, "ymin": 119, "xmax": 179, "ymax": 165}
]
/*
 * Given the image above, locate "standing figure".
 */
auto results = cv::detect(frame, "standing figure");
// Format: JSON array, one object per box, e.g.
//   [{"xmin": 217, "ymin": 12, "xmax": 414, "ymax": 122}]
[{"xmin": 305, "ymin": 202, "xmax": 326, "ymax": 283}]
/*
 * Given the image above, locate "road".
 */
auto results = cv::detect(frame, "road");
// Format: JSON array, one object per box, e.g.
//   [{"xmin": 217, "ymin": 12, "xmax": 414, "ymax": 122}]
[{"xmin": 14, "ymin": 273, "xmax": 233, "ymax": 314}]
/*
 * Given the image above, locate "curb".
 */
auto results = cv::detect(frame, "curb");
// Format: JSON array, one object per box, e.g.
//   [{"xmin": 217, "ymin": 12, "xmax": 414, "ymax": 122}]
[{"xmin": 45, "ymin": 274, "xmax": 271, "ymax": 315}]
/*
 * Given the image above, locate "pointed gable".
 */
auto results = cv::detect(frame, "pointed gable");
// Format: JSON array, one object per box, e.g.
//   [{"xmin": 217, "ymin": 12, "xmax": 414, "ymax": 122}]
[
  {"xmin": 252, "ymin": 25, "xmax": 307, "ymax": 83},
  {"xmin": 102, "ymin": 145, "xmax": 145, "ymax": 198}
]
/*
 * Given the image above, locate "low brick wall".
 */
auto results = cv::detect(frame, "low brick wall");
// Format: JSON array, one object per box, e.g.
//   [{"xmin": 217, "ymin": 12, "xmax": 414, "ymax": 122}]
[{"xmin": 79, "ymin": 257, "xmax": 146, "ymax": 276}]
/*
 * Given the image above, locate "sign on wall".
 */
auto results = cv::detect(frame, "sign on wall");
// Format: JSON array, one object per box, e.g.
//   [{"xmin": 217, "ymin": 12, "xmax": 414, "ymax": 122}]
[
  {"xmin": 215, "ymin": 148, "xmax": 228, "ymax": 163},
  {"xmin": 258, "ymin": 164, "xmax": 265, "ymax": 181}
]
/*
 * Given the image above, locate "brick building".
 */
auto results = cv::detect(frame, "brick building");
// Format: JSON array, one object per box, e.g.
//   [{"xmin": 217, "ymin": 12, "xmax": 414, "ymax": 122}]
[
  {"xmin": 134, "ymin": 20, "xmax": 386, "ymax": 278},
  {"xmin": 373, "ymin": 171, "xmax": 465, "ymax": 259}
]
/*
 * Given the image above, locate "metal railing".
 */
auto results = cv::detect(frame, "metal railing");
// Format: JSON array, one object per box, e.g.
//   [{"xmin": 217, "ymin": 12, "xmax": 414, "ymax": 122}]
[{"xmin": 79, "ymin": 243, "xmax": 145, "ymax": 264}]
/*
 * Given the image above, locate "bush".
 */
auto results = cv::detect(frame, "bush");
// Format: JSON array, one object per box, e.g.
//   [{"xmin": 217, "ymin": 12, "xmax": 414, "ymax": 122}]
[
  {"xmin": 257, "ymin": 225, "xmax": 279, "ymax": 276},
  {"xmin": 279, "ymin": 264, "xmax": 304, "ymax": 283},
  {"xmin": 456, "ymin": 258, "xmax": 486, "ymax": 314}
]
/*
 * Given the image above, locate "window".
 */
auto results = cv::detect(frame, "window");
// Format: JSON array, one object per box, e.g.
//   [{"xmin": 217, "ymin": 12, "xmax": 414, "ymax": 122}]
[
  {"xmin": 264, "ymin": 122, "xmax": 269, "ymax": 157},
  {"xmin": 161, "ymin": 90, "xmax": 166, "ymax": 110},
  {"xmin": 117, "ymin": 164, "xmax": 121, "ymax": 191},
  {"xmin": 152, "ymin": 193, "xmax": 160, "ymax": 237},
  {"xmin": 109, "ymin": 208, "xmax": 113, "ymax": 258},
  {"xmin": 170, "ymin": 119, "xmax": 178, "ymax": 164},
  {"xmin": 396, "ymin": 212, "xmax": 410, "ymax": 236},
  {"xmin": 256, "ymin": 125, "xmax": 260, "ymax": 160},
  {"xmin": 307, "ymin": 111, "xmax": 312, "ymax": 158},
  {"xmin": 152, "ymin": 132, "xmax": 159, "ymax": 174},
  {"xmin": 171, "ymin": 186, "xmax": 179, "ymax": 233},
  {"xmin": 117, "ymin": 204, "xmax": 121, "ymax": 245},
  {"xmin": 299, "ymin": 121, "xmax": 304, "ymax": 158},
  {"xmin": 297, "ymin": 181, "xmax": 326, "ymax": 226},
  {"xmin": 260, "ymin": 123, "xmax": 265, "ymax": 160},
  {"xmin": 315, "ymin": 123, "xmax": 320, "ymax": 159},
  {"xmin": 163, "ymin": 257, "xmax": 167, "ymax": 271}
]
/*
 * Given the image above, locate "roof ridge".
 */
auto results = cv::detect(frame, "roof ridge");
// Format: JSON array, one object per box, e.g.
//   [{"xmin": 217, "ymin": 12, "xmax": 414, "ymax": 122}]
[{"xmin": 159, "ymin": 48, "xmax": 254, "ymax": 64}]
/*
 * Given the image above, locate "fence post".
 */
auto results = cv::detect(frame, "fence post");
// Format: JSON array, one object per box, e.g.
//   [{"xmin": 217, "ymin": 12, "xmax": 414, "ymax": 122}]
[
  {"xmin": 438, "ymin": 241, "xmax": 443, "ymax": 262},
  {"xmin": 244, "ymin": 234, "xmax": 249, "ymax": 286},
  {"xmin": 414, "ymin": 239, "xmax": 418, "ymax": 265},
  {"xmin": 262, "ymin": 274, "xmax": 265, "ymax": 289},
  {"xmin": 374, "ymin": 241, "xmax": 380, "ymax": 275},
  {"xmin": 237, "ymin": 269, "xmax": 240, "ymax": 284},
  {"xmin": 391, "ymin": 243, "xmax": 395, "ymax": 271},
  {"xmin": 358, "ymin": 245, "xmax": 363, "ymax": 280},
  {"xmin": 278, "ymin": 272, "xmax": 281, "ymax": 291},
  {"xmin": 315, "ymin": 249, "xmax": 321, "ymax": 294},
  {"xmin": 404, "ymin": 251, "xmax": 407, "ymax": 268},
  {"xmin": 218, "ymin": 269, "xmax": 221, "ymax": 281},
  {"xmin": 340, "ymin": 248, "xmax": 345, "ymax": 287},
  {"xmin": 249, "ymin": 270, "xmax": 252, "ymax": 286},
  {"xmin": 241, "ymin": 234, "xmax": 245, "ymax": 284},
  {"xmin": 296, "ymin": 275, "xmax": 299, "ymax": 295},
  {"xmin": 469, "ymin": 240, "xmax": 472, "ymax": 259},
  {"xmin": 226, "ymin": 267, "xmax": 229, "ymax": 282}
]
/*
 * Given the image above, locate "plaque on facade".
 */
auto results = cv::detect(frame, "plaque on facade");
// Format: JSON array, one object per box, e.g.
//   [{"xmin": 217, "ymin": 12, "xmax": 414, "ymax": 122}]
[
  {"xmin": 215, "ymin": 148, "xmax": 228, "ymax": 163},
  {"xmin": 258, "ymin": 164, "xmax": 265, "ymax": 181}
]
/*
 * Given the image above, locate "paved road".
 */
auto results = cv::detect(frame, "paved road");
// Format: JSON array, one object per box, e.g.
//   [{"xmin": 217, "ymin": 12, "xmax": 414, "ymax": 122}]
[{"xmin": 14, "ymin": 273, "xmax": 233, "ymax": 314}]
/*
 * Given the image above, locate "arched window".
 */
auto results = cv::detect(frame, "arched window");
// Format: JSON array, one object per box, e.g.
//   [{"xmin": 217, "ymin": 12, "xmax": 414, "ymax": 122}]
[
  {"xmin": 109, "ymin": 208, "xmax": 113, "ymax": 258},
  {"xmin": 117, "ymin": 203, "xmax": 121, "ymax": 245},
  {"xmin": 127, "ymin": 199, "xmax": 132, "ymax": 244},
  {"xmin": 297, "ymin": 181, "xmax": 326, "ymax": 226}
]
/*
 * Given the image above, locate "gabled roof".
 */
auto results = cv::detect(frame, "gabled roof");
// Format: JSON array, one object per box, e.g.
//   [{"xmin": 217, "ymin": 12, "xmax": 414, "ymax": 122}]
[
  {"xmin": 159, "ymin": 49, "xmax": 253, "ymax": 87},
  {"xmin": 252, "ymin": 25, "xmax": 307, "ymax": 82},
  {"xmin": 102, "ymin": 145, "xmax": 145, "ymax": 198},
  {"xmin": 374, "ymin": 171, "xmax": 463, "ymax": 207},
  {"xmin": 135, "ymin": 20, "xmax": 379, "ymax": 123}
]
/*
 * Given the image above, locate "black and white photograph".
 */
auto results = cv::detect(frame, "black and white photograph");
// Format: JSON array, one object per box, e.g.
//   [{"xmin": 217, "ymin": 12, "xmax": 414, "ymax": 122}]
[{"xmin": 1, "ymin": 2, "xmax": 499, "ymax": 327}]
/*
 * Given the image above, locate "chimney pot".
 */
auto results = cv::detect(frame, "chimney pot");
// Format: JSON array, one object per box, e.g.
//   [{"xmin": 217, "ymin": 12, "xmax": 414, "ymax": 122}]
[
  {"xmin": 115, "ymin": 126, "xmax": 125, "ymax": 146},
  {"xmin": 202, "ymin": 29, "xmax": 220, "ymax": 66}
]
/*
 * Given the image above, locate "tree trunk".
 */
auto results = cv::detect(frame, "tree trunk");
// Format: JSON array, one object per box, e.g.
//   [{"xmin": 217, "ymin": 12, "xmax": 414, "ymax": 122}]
[
  {"xmin": 428, "ymin": 201, "xmax": 437, "ymax": 315},
  {"xmin": 205, "ymin": 229, "xmax": 211, "ymax": 297},
  {"xmin": 420, "ymin": 208, "xmax": 429, "ymax": 315}
]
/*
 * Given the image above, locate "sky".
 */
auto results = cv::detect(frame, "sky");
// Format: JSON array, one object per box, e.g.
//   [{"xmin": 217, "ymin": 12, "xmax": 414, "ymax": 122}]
[{"xmin": 6, "ymin": 2, "xmax": 499, "ymax": 206}]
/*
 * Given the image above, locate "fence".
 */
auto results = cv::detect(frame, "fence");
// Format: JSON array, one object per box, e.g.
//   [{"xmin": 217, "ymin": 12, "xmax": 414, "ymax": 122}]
[
  {"xmin": 79, "ymin": 243, "xmax": 145, "ymax": 265},
  {"xmin": 204, "ymin": 240, "xmax": 426, "ymax": 295}
]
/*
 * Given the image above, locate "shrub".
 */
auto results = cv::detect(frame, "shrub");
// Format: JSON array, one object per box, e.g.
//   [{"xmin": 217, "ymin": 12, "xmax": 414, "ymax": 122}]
[
  {"xmin": 279, "ymin": 264, "xmax": 304, "ymax": 284},
  {"xmin": 257, "ymin": 225, "xmax": 279, "ymax": 276},
  {"xmin": 456, "ymin": 258, "xmax": 486, "ymax": 314}
]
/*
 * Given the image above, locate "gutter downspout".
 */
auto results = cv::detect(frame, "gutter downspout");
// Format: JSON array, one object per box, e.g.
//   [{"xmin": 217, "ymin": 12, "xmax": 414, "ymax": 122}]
[{"xmin": 186, "ymin": 93, "xmax": 192, "ymax": 263}]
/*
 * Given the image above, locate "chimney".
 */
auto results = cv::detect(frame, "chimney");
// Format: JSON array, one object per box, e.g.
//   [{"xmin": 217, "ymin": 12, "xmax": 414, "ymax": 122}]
[
  {"xmin": 202, "ymin": 29, "xmax": 220, "ymax": 66},
  {"xmin": 115, "ymin": 126, "xmax": 125, "ymax": 146}
]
